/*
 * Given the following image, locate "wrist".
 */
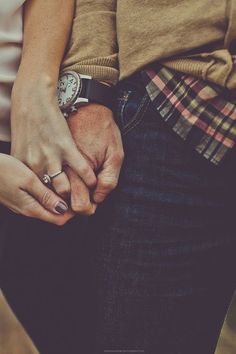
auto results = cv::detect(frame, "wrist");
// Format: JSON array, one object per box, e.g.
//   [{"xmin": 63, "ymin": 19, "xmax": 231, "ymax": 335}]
[
  {"xmin": 68, "ymin": 103, "xmax": 113, "ymax": 122},
  {"xmin": 58, "ymin": 71, "xmax": 115, "ymax": 117},
  {"xmin": 12, "ymin": 72, "xmax": 58, "ymax": 103},
  {"xmin": 14, "ymin": 64, "xmax": 58, "ymax": 90}
]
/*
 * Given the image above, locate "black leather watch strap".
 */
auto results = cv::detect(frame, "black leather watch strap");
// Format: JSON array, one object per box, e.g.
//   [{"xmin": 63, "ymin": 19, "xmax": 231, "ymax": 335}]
[{"xmin": 81, "ymin": 79, "xmax": 115, "ymax": 111}]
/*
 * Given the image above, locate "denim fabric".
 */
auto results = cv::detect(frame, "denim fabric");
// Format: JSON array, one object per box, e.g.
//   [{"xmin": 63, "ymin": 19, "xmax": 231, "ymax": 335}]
[
  {"xmin": 2, "ymin": 76, "xmax": 236, "ymax": 354},
  {"xmin": 91, "ymin": 73, "xmax": 236, "ymax": 354}
]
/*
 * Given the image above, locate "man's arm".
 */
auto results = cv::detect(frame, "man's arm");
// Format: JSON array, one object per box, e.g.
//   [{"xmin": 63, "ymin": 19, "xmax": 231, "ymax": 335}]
[
  {"xmin": 61, "ymin": 0, "xmax": 123, "ymax": 213},
  {"xmin": 62, "ymin": 0, "xmax": 119, "ymax": 85}
]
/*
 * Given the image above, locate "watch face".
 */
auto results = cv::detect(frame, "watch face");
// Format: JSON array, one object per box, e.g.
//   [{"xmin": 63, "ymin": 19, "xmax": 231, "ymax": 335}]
[{"xmin": 57, "ymin": 71, "xmax": 81, "ymax": 110}]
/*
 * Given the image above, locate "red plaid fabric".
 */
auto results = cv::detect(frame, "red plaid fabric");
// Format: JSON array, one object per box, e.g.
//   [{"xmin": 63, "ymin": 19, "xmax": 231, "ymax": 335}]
[{"xmin": 142, "ymin": 65, "xmax": 236, "ymax": 165}]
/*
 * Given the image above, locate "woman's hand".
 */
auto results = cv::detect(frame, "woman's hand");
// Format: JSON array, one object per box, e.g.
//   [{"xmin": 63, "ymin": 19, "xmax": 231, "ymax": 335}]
[
  {"xmin": 9, "ymin": 0, "xmax": 96, "ymax": 203},
  {"xmin": 0, "ymin": 153, "xmax": 74, "ymax": 225},
  {"xmin": 10, "ymin": 75, "xmax": 97, "ymax": 200}
]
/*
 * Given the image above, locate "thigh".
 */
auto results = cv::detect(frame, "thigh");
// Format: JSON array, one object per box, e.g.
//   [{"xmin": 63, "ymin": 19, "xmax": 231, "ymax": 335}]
[
  {"xmin": 1, "ymin": 212, "xmax": 96, "ymax": 354},
  {"xmin": 0, "ymin": 142, "xmax": 96, "ymax": 353},
  {"xmin": 92, "ymin": 76, "xmax": 236, "ymax": 354}
]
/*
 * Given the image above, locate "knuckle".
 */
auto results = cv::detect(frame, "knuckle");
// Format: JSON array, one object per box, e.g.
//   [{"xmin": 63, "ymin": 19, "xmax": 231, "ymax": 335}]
[
  {"xmin": 86, "ymin": 209, "xmax": 96, "ymax": 216},
  {"xmin": 79, "ymin": 163, "xmax": 90, "ymax": 177},
  {"xmin": 101, "ymin": 179, "xmax": 118, "ymax": 191},
  {"xmin": 71, "ymin": 201, "xmax": 93, "ymax": 215},
  {"xmin": 55, "ymin": 218, "xmax": 67, "ymax": 226},
  {"xmin": 94, "ymin": 192, "xmax": 106, "ymax": 203},
  {"xmin": 60, "ymin": 138, "xmax": 72, "ymax": 152},
  {"xmin": 21, "ymin": 207, "xmax": 31, "ymax": 217},
  {"xmin": 25, "ymin": 172, "xmax": 37, "ymax": 187},
  {"xmin": 25, "ymin": 156, "xmax": 41, "ymax": 172},
  {"xmin": 40, "ymin": 190, "xmax": 53, "ymax": 207},
  {"xmin": 71, "ymin": 202, "xmax": 81, "ymax": 213},
  {"xmin": 112, "ymin": 151, "xmax": 124, "ymax": 166},
  {"xmin": 56, "ymin": 184, "xmax": 71, "ymax": 197},
  {"xmin": 22, "ymin": 205, "xmax": 35, "ymax": 218}
]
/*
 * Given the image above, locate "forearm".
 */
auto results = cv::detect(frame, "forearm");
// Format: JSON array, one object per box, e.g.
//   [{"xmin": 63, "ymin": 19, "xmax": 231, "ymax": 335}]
[
  {"xmin": 62, "ymin": 0, "xmax": 119, "ymax": 85},
  {"xmin": 16, "ymin": 0, "xmax": 75, "ymax": 87}
]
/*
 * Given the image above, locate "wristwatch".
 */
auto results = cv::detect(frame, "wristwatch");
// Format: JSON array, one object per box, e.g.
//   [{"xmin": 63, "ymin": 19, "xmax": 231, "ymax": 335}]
[{"xmin": 57, "ymin": 71, "xmax": 114, "ymax": 118}]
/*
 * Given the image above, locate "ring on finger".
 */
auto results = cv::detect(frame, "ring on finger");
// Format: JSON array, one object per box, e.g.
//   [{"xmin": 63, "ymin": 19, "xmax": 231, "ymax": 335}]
[
  {"xmin": 42, "ymin": 170, "xmax": 63, "ymax": 186},
  {"xmin": 49, "ymin": 170, "xmax": 64, "ymax": 179}
]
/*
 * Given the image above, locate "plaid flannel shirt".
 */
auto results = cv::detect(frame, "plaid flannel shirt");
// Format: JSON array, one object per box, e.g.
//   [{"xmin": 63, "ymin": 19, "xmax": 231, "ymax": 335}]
[{"xmin": 142, "ymin": 65, "xmax": 236, "ymax": 166}]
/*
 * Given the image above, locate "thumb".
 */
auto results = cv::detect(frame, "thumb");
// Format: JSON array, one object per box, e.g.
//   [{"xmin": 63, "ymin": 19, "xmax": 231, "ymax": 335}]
[
  {"xmin": 93, "ymin": 163, "xmax": 119, "ymax": 204},
  {"xmin": 26, "ymin": 175, "xmax": 69, "ymax": 215}
]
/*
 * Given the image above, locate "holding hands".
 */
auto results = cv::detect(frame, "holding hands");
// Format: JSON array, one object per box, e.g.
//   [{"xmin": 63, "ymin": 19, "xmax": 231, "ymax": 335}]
[
  {"xmin": 2, "ymin": 0, "xmax": 124, "ymax": 225},
  {"xmin": 66, "ymin": 103, "xmax": 124, "ymax": 214},
  {"xmin": 8, "ymin": 73, "xmax": 123, "ymax": 224},
  {"xmin": 0, "ymin": 153, "xmax": 74, "ymax": 225},
  {"xmin": 10, "ymin": 74, "xmax": 97, "ymax": 201}
]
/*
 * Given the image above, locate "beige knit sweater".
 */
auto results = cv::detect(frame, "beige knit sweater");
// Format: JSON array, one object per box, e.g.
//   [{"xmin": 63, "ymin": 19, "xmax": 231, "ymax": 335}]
[{"xmin": 62, "ymin": 0, "xmax": 236, "ymax": 89}]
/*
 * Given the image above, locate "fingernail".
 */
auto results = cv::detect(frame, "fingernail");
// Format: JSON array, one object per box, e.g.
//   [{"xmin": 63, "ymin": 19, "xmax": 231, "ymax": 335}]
[{"xmin": 55, "ymin": 201, "xmax": 68, "ymax": 215}]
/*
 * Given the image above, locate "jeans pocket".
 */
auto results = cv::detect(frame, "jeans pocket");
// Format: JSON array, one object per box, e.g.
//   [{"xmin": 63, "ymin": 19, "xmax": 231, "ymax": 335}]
[{"xmin": 115, "ymin": 87, "xmax": 150, "ymax": 136}]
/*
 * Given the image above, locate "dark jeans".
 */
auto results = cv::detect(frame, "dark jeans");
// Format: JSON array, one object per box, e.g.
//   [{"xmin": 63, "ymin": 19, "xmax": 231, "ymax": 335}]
[
  {"xmin": 90, "ymin": 73, "xmax": 236, "ymax": 354},
  {"xmin": 1, "ymin": 73, "xmax": 236, "ymax": 354}
]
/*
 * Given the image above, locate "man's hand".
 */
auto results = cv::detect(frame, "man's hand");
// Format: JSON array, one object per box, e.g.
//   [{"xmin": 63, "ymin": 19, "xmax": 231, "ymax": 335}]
[{"xmin": 67, "ymin": 103, "xmax": 124, "ymax": 213}]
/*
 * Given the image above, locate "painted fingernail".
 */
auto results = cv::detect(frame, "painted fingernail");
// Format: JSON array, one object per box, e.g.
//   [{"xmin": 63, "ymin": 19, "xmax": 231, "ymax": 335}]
[{"xmin": 55, "ymin": 201, "xmax": 68, "ymax": 215}]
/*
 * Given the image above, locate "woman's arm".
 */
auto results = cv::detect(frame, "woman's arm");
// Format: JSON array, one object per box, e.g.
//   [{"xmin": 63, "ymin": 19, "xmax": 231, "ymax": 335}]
[
  {"xmin": 19, "ymin": 0, "xmax": 74, "ymax": 85},
  {"xmin": 11, "ymin": 0, "xmax": 96, "ymax": 201}
]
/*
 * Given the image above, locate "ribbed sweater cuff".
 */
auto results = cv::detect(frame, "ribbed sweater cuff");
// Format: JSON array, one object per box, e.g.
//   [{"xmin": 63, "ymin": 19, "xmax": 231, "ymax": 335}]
[
  {"xmin": 62, "ymin": 64, "xmax": 118, "ymax": 86},
  {"xmin": 162, "ymin": 58, "xmax": 205, "ymax": 78}
]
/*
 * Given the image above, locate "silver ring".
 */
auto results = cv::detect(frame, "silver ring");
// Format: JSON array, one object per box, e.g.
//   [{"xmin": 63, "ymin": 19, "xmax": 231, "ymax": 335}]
[
  {"xmin": 49, "ymin": 170, "xmax": 63, "ymax": 179},
  {"xmin": 42, "ymin": 174, "xmax": 52, "ymax": 185},
  {"xmin": 42, "ymin": 170, "xmax": 63, "ymax": 185}
]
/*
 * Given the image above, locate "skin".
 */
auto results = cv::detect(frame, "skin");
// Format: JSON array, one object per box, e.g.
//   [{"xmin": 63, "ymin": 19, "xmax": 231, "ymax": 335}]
[
  {"xmin": 0, "ymin": 290, "xmax": 39, "ymax": 353},
  {"xmin": 9, "ymin": 0, "xmax": 123, "ymax": 219},
  {"xmin": 0, "ymin": 154, "xmax": 74, "ymax": 225},
  {"xmin": 67, "ymin": 103, "xmax": 124, "ymax": 214},
  {"xmin": 10, "ymin": 0, "xmax": 96, "ymax": 205}
]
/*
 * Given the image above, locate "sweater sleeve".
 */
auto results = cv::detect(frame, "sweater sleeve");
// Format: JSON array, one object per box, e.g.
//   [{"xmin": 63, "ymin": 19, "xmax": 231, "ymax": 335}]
[{"xmin": 61, "ymin": 0, "xmax": 119, "ymax": 85}]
